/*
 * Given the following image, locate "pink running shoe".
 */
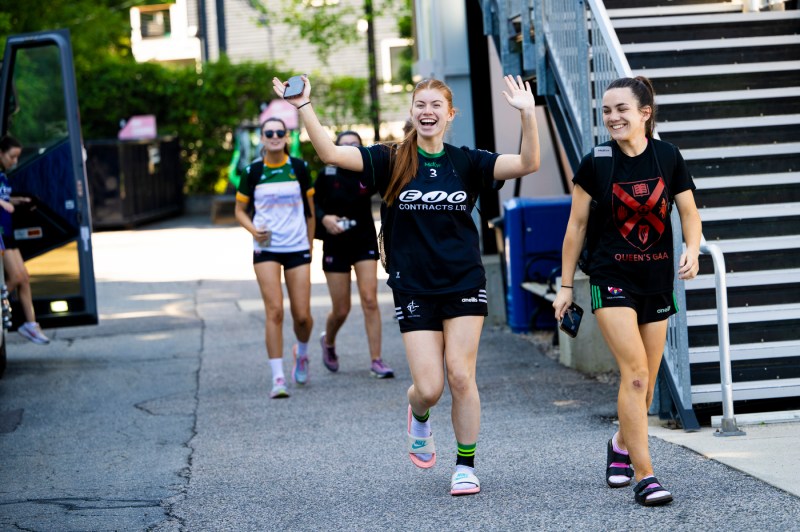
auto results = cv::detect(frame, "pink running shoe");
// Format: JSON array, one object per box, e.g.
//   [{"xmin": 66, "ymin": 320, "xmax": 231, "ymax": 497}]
[{"xmin": 320, "ymin": 333, "xmax": 339, "ymax": 372}]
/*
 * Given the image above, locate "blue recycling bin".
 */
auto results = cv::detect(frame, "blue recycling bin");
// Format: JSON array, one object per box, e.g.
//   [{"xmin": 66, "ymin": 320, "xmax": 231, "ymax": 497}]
[{"xmin": 503, "ymin": 196, "xmax": 571, "ymax": 333}]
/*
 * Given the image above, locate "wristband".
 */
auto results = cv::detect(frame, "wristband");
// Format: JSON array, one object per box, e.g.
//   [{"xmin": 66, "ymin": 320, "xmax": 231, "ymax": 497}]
[
  {"xmin": 561, "ymin": 285, "xmax": 573, "ymax": 289},
  {"xmin": 297, "ymin": 101, "xmax": 311, "ymax": 110}
]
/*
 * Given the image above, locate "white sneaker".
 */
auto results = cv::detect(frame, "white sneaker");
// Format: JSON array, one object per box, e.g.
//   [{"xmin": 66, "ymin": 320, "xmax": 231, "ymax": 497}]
[{"xmin": 18, "ymin": 322, "xmax": 50, "ymax": 345}]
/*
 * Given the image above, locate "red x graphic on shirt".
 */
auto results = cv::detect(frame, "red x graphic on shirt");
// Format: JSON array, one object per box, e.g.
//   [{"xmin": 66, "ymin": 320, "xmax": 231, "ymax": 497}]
[{"xmin": 612, "ymin": 178, "xmax": 667, "ymax": 250}]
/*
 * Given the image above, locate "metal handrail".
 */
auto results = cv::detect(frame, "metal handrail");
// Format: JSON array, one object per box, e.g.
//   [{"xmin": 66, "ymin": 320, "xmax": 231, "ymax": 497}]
[{"xmin": 700, "ymin": 238, "xmax": 746, "ymax": 436}]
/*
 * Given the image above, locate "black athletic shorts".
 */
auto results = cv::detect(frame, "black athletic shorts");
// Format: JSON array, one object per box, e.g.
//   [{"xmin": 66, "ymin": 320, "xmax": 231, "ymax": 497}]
[
  {"xmin": 392, "ymin": 284, "xmax": 488, "ymax": 333},
  {"xmin": 322, "ymin": 237, "xmax": 379, "ymax": 273},
  {"xmin": 253, "ymin": 249, "xmax": 311, "ymax": 270},
  {"xmin": 590, "ymin": 283, "xmax": 678, "ymax": 324}
]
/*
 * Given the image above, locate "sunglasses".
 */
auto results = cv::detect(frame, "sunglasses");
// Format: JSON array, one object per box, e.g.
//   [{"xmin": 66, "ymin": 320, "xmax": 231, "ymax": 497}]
[{"xmin": 263, "ymin": 129, "xmax": 286, "ymax": 139}]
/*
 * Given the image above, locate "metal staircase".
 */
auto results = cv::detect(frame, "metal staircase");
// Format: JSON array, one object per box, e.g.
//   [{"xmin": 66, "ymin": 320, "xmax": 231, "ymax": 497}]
[{"xmin": 479, "ymin": 0, "xmax": 800, "ymax": 419}]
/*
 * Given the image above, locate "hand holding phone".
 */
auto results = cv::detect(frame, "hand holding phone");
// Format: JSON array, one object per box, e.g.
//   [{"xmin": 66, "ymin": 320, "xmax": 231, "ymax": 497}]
[
  {"xmin": 559, "ymin": 302, "xmax": 584, "ymax": 338},
  {"xmin": 282, "ymin": 75, "xmax": 305, "ymax": 99}
]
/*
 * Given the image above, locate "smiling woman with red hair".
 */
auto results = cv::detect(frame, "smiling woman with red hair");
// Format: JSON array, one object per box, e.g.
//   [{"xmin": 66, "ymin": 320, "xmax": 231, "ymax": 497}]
[{"xmin": 274, "ymin": 73, "xmax": 540, "ymax": 496}]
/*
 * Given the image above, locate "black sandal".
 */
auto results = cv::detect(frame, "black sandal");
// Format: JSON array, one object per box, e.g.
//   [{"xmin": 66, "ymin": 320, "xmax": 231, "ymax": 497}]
[
  {"xmin": 633, "ymin": 476, "xmax": 674, "ymax": 506},
  {"xmin": 606, "ymin": 438, "xmax": 633, "ymax": 488}
]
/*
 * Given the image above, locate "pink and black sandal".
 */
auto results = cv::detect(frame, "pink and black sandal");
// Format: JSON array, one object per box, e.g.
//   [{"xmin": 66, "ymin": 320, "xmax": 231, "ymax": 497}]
[{"xmin": 606, "ymin": 438, "xmax": 634, "ymax": 488}]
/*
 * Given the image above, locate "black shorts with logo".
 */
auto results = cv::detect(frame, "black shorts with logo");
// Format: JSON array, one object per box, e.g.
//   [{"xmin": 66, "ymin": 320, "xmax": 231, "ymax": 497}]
[
  {"xmin": 253, "ymin": 249, "xmax": 312, "ymax": 270},
  {"xmin": 322, "ymin": 236, "xmax": 379, "ymax": 273},
  {"xmin": 590, "ymin": 283, "xmax": 678, "ymax": 324},
  {"xmin": 392, "ymin": 284, "xmax": 488, "ymax": 333}
]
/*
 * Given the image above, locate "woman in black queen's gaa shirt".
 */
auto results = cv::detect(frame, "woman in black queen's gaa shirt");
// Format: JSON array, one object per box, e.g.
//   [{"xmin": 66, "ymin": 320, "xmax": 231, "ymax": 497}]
[
  {"xmin": 553, "ymin": 77, "xmax": 702, "ymax": 507},
  {"xmin": 274, "ymin": 74, "xmax": 540, "ymax": 496}
]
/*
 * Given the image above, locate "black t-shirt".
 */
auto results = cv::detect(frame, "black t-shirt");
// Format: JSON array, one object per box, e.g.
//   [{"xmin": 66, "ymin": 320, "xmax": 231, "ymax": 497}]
[
  {"xmin": 573, "ymin": 139, "xmax": 695, "ymax": 294},
  {"xmin": 359, "ymin": 144, "xmax": 499, "ymax": 295},
  {"xmin": 314, "ymin": 165, "xmax": 377, "ymax": 245}
]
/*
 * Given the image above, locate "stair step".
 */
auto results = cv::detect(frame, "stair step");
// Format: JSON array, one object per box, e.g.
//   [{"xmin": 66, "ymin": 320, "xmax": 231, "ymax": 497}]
[
  {"xmin": 687, "ymin": 268, "xmax": 800, "ymax": 291},
  {"xmin": 690, "ymin": 340, "xmax": 800, "ymax": 364},
  {"xmin": 658, "ymin": 113, "xmax": 800, "ymax": 133},
  {"xmin": 608, "ymin": 3, "xmax": 741, "ymax": 19},
  {"xmin": 657, "ymin": 87, "xmax": 800, "ymax": 106},
  {"xmin": 682, "ymin": 142, "xmax": 800, "ymax": 161},
  {"xmin": 634, "ymin": 60, "xmax": 800, "ymax": 80},
  {"xmin": 687, "ymin": 302, "xmax": 800, "ymax": 327},
  {"xmin": 623, "ymin": 34, "xmax": 800, "ymax": 54},
  {"xmin": 614, "ymin": 10, "xmax": 800, "ymax": 30},
  {"xmin": 692, "ymin": 377, "xmax": 800, "ymax": 403},
  {"xmin": 694, "ymin": 172, "xmax": 800, "ymax": 190},
  {"xmin": 699, "ymin": 202, "xmax": 800, "ymax": 222},
  {"xmin": 706, "ymin": 234, "xmax": 797, "ymax": 254}
]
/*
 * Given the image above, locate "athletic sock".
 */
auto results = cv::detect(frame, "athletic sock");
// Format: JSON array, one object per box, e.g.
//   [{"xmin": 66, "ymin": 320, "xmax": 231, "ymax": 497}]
[
  {"xmin": 456, "ymin": 442, "xmax": 476, "ymax": 468},
  {"xmin": 296, "ymin": 342, "xmax": 308, "ymax": 357},
  {"xmin": 269, "ymin": 358, "xmax": 285, "ymax": 382},
  {"xmin": 612, "ymin": 432, "xmax": 628, "ymax": 455},
  {"xmin": 412, "ymin": 409, "xmax": 430, "ymax": 423},
  {"xmin": 410, "ymin": 408, "xmax": 432, "ymax": 461}
]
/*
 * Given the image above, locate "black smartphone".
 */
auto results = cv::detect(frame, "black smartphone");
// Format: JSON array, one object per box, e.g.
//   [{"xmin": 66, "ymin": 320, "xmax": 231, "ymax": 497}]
[
  {"xmin": 559, "ymin": 302, "xmax": 584, "ymax": 338},
  {"xmin": 283, "ymin": 75, "xmax": 305, "ymax": 99}
]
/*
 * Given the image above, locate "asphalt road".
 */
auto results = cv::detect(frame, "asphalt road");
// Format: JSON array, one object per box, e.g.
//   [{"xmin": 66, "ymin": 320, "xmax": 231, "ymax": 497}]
[{"xmin": 1, "ymin": 215, "xmax": 798, "ymax": 531}]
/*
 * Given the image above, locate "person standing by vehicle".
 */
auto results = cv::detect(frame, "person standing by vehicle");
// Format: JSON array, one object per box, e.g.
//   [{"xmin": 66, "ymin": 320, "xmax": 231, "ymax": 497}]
[
  {"xmin": 315, "ymin": 130, "xmax": 393, "ymax": 379},
  {"xmin": 274, "ymin": 74, "xmax": 540, "ymax": 495},
  {"xmin": 234, "ymin": 118, "xmax": 315, "ymax": 399},
  {"xmin": 0, "ymin": 135, "xmax": 49, "ymax": 345},
  {"xmin": 552, "ymin": 76, "xmax": 702, "ymax": 506}
]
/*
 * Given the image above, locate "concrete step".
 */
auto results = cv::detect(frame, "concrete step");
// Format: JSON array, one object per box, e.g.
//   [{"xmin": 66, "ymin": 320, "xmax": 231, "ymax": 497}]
[
  {"xmin": 608, "ymin": 3, "xmax": 741, "ymax": 19},
  {"xmin": 681, "ymin": 142, "xmax": 800, "ymax": 161},
  {"xmin": 694, "ymin": 172, "xmax": 800, "ymax": 190},
  {"xmin": 614, "ymin": 10, "xmax": 800, "ymax": 30},
  {"xmin": 623, "ymin": 34, "xmax": 800, "ymax": 55},
  {"xmin": 687, "ymin": 302, "xmax": 800, "ymax": 327},
  {"xmin": 658, "ymin": 113, "xmax": 800, "ymax": 133},
  {"xmin": 690, "ymin": 339, "xmax": 800, "ymax": 364},
  {"xmin": 656, "ymin": 87, "xmax": 800, "ymax": 106},
  {"xmin": 687, "ymin": 267, "xmax": 800, "ymax": 291},
  {"xmin": 634, "ymin": 60, "xmax": 800, "ymax": 80},
  {"xmin": 704, "ymin": 234, "xmax": 797, "ymax": 254},
  {"xmin": 692, "ymin": 377, "xmax": 800, "ymax": 404},
  {"xmin": 698, "ymin": 202, "xmax": 800, "ymax": 222}
]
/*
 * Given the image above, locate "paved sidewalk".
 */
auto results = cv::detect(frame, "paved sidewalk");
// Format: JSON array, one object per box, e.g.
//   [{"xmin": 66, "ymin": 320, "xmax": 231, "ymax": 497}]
[{"xmin": 0, "ymin": 215, "xmax": 798, "ymax": 530}]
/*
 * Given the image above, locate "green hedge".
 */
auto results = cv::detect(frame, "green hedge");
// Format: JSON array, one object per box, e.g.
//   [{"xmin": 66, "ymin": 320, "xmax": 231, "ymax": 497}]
[{"xmin": 76, "ymin": 56, "xmax": 369, "ymax": 194}]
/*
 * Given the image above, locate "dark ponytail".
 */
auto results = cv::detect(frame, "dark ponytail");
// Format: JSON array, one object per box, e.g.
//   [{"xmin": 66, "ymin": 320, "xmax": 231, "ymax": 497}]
[{"xmin": 606, "ymin": 76, "xmax": 657, "ymax": 138}]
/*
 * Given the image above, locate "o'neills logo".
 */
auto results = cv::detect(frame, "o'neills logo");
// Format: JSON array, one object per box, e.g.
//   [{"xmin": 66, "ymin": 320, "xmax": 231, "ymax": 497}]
[
  {"xmin": 462, "ymin": 297, "xmax": 478, "ymax": 303},
  {"xmin": 657, "ymin": 305, "xmax": 672, "ymax": 314}
]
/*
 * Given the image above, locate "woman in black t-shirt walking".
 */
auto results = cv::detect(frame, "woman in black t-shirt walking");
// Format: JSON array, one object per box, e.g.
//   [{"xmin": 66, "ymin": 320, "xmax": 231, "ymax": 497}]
[
  {"xmin": 553, "ymin": 76, "xmax": 702, "ymax": 506},
  {"xmin": 315, "ymin": 130, "xmax": 393, "ymax": 379},
  {"xmin": 274, "ymin": 74, "xmax": 540, "ymax": 496}
]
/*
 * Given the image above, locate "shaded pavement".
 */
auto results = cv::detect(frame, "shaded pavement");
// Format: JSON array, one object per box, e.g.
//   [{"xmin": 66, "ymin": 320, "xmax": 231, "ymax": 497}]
[{"xmin": 0, "ymin": 215, "xmax": 798, "ymax": 531}]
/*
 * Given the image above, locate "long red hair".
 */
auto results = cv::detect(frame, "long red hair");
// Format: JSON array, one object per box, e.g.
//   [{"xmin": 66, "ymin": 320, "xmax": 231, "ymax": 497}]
[{"xmin": 384, "ymin": 79, "xmax": 454, "ymax": 205}]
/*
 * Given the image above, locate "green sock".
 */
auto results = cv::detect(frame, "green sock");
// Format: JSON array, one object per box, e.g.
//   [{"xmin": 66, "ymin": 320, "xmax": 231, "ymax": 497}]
[
  {"xmin": 412, "ymin": 409, "xmax": 430, "ymax": 423},
  {"xmin": 456, "ymin": 441, "xmax": 476, "ymax": 468}
]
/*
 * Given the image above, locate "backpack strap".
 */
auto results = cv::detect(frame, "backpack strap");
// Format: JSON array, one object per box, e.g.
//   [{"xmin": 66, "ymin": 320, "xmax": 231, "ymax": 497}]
[
  {"xmin": 289, "ymin": 156, "xmax": 312, "ymax": 218},
  {"xmin": 244, "ymin": 159, "xmax": 265, "ymax": 218}
]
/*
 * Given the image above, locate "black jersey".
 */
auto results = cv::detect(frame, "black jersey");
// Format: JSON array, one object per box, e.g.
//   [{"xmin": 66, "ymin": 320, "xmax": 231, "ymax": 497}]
[
  {"xmin": 359, "ymin": 143, "xmax": 499, "ymax": 295},
  {"xmin": 314, "ymin": 165, "xmax": 378, "ymax": 245},
  {"xmin": 573, "ymin": 139, "xmax": 695, "ymax": 294}
]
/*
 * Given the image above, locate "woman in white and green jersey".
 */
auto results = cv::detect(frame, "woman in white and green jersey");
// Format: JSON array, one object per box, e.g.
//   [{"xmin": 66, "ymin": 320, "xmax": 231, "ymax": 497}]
[
  {"xmin": 234, "ymin": 117, "xmax": 315, "ymax": 400},
  {"xmin": 273, "ymin": 74, "xmax": 540, "ymax": 496}
]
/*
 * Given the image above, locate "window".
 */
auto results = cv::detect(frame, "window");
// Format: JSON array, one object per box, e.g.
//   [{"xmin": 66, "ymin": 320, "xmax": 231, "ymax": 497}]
[
  {"xmin": 381, "ymin": 38, "xmax": 413, "ymax": 93},
  {"xmin": 141, "ymin": 9, "xmax": 172, "ymax": 38}
]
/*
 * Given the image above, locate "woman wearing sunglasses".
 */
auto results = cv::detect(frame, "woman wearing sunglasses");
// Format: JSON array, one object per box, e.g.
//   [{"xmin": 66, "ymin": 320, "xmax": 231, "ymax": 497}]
[{"xmin": 234, "ymin": 117, "xmax": 315, "ymax": 399}]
